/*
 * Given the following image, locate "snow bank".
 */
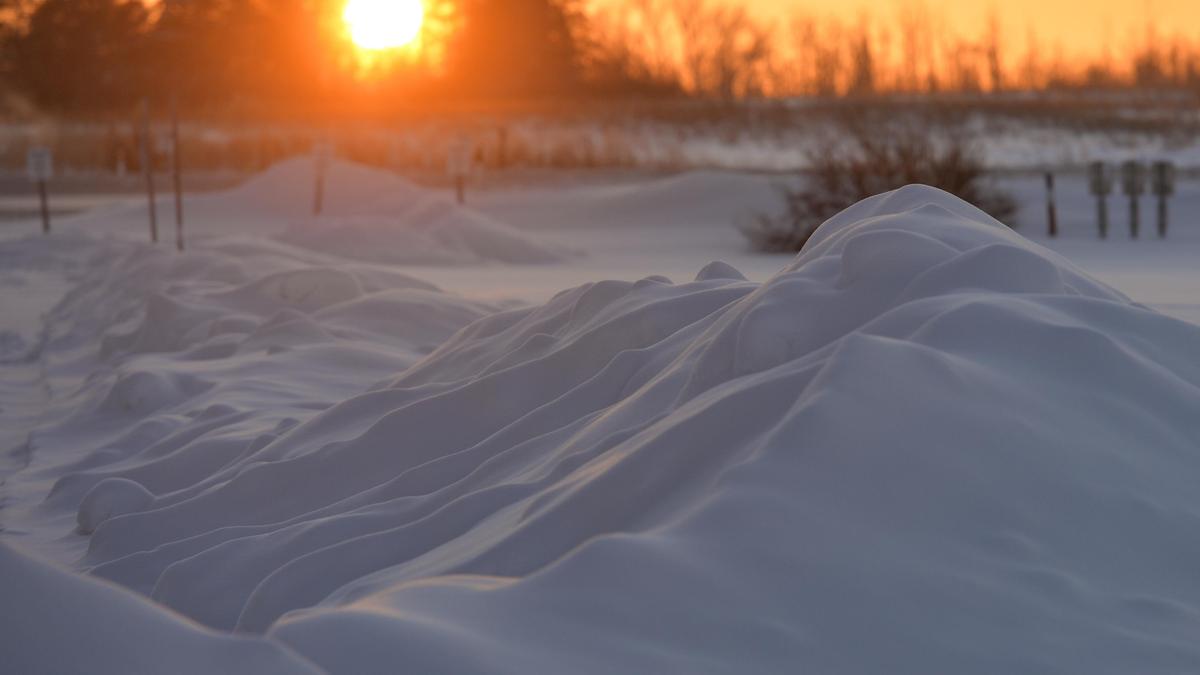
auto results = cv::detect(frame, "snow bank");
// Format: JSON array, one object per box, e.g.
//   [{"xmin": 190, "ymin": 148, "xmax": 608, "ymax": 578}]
[
  {"xmin": 478, "ymin": 169, "xmax": 780, "ymax": 232},
  {"xmin": 0, "ymin": 541, "xmax": 322, "ymax": 675},
  {"xmin": 7, "ymin": 185, "xmax": 1200, "ymax": 673},
  {"xmin": 279, "ymin": 194, "xmax": 569, "ymax": 265},
  {"xmin": 62, "ymin": 158, "xmax": 570, "ymax": 265}
]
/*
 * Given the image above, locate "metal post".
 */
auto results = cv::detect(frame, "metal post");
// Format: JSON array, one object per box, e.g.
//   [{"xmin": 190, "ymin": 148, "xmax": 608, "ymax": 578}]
[
  {"xmin": 1089, "ymin": 161, "xmax": 1112, "ymax": 239},
  {"xmin": 170, "ymin": 96, "xmax": 184, "ymax": 251},
  {"xmin": 313, "ymin": 163, "xmax": 325, "ymax": 215},
  {"xmin": 37, "ymin": 180, "xmax": 49, "ymax": 234},
  {"xmin": 1044, "ymin": 171, "xmax": 1057, "ymax": 238},
  {"xmin": 1151, "ymin": 161, "xmax": 1175, "ymax": 239},
  {"xmin": 313, "ymin": 140, "xmax": 329, "ymax": 216},
  {"xmin": 1129, "ymin": 194, "xmax": 1139, "ymax": 239},
  {"xmin": 139, "ymin": 99, "xmax": 158, "ymax": 244},
  {"xmin": 1158, "ymin": 195, "xmax": 1168, "ymax": 238},
  {"xmin": 26, "ymin": 146, "xmax": 53, "ymax": 234}
]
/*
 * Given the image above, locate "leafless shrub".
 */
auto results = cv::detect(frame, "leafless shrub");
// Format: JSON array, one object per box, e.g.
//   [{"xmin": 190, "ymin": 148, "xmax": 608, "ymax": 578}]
[{"xmin": 740, "ymin": 113, "xmax": 1016, "ymax": 252}]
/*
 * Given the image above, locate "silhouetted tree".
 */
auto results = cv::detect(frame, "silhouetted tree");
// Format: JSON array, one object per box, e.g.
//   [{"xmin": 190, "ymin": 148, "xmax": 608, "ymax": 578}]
[
  {"xmin": 9, "ymin": 0, "xmax": 150, "ymax": 111},
  {"xmin": 443, "ymin": 0, "xmax": 585, "ymax": 99}
]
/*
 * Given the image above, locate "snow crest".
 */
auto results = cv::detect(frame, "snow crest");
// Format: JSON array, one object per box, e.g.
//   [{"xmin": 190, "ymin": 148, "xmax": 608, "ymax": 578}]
[{"xmin": 6, "ymin": 186, "xmax": 1200, "ymax": 674}]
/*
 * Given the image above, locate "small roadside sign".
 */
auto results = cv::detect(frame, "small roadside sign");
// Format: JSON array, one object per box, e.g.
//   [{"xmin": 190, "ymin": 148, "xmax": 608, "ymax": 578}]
[
  {"xmin": 1151, "ymin": 161, "xmax": 1176, "ymax": 238},
  {"xmin": 1121, "ymin": 160, "xmax": 1146, "ymax": 196},
  {"xmin": 1088, "ymin": 161, "xmax": 1113, "ymax": 239},
  {"xmin": 313, "ymin": 140, "xmax": 334, "ymax": 164},
  {"xmin": 1121, "ymin": 160, "xmax": 1147, "ymax": 238},
  {"xmin": 1087, "ymin": 161, "xmax": 1112, "ymax": 196},
  {"xmin": 446, "ymin": 138, "xmax": 474, "ymax": 177},
  {"xmin": 1151, "ymin": 161, "xmax": 1175, "ymax": 197},
  {"xmin": 26, "ymin": 146, "xmax": 53, "ymax": 182}
]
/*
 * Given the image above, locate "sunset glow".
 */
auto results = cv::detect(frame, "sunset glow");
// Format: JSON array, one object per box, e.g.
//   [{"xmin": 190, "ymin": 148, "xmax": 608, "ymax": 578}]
[{"xmin": 343, "ymin": 0, "xmax": 424, "ymax": 51}]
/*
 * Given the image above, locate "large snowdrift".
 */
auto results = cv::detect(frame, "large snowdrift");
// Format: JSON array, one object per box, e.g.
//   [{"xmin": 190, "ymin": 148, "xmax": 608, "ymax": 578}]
[
  {"xmin": 59, "ymin": 158, "xmax": 570, "ymax": 265},
  {"xmin": 5, "ymin": 185, "xmax": 1200, "ymax": 674}
]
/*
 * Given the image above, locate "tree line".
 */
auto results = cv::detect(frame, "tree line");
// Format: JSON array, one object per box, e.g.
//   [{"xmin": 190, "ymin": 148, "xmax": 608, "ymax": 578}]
[
  {"xmin": 0, "ymin": 0, "xmax": 606, "ymax": 117},
  {"xmin": 0, "ymin": 0, "xmax": 1197, "ymax": 119},
  {"xmin": 592, "ymin": 0, "xmax": 1200, "ymax": 99}
]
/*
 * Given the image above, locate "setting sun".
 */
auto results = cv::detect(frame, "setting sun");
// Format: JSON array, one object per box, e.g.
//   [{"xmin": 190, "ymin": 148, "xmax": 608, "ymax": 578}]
[{"xmin": 343, "ymin": 0, "xmax": 424, "ymax": 51}]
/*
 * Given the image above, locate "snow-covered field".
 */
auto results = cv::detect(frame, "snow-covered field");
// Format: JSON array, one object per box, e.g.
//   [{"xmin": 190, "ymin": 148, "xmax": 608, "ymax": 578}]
[{"xmin": 3, "ymin": 159, "xmax": 1200, "ymax": 673}]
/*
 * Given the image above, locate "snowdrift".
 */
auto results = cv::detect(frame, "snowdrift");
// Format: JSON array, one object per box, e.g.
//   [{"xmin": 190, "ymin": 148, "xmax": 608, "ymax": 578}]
[
  {"xmin": 62, "ymin": 158, "xmax": 570, "ymax": 265},
  {"xmin": 6, "ymin": 186, "xmax": 1200, "ymax": 674},
  {"xmin": 279, "ymin": 194, "xmax": 568, "ymax": 265},
  {"xmin": 479, "ymin": 169, "xmax": 780, "ymax": 231},
  {"xmin": 0, "ymin": 541, "xmax": 321, "ymax": 675}
]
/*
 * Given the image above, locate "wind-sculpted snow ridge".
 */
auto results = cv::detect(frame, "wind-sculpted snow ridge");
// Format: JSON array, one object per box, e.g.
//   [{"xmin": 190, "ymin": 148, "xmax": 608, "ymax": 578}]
[
  {"xmin": 0, "ymin": 541, "xmax": 322, "ymax": 675},
  {"xmin": 6, "ymin": 186, "xmax": 1200, "ymax": 674},
  {"xmin": 0, "ymin": 232, "xmax": 497, "ymax": 553}
]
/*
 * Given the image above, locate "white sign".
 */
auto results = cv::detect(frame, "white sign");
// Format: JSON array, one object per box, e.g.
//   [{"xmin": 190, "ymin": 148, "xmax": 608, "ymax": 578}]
[
  {"xmin": 1088, "ymin": 161, "xmax": 1113, "ymax": 196},
  {"xmin": 1121, "ymin": 160, "xmax": 1147, "ymax": 196},
  {"xmin": 313, "ymin": 141, "xmax": 334, "ymax": 164},
  {"xmin": 446, "ymin": 138, "xmax": 474, "ymax": 177},
  {"xmin": 26, "ymin": 146, "xmax": 53, "ymax": 182},
  {"xmin": 1152, "ymin": 161, "xmax": 1176, "ymax": 196},
  {"xmin": 157, "ymin": 134, "xmax": 175, "ymax": 159}
]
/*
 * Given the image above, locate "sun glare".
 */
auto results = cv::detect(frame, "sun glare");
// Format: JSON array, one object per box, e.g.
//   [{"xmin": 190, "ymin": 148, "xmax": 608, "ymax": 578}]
[{"xmin": 344, "ymin": 0, "xmax": 425, "ymax": 51}]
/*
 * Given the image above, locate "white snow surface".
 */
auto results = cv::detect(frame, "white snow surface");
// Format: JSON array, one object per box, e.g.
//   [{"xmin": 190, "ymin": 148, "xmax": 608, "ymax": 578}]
[{"xmin": 4, "ymin": 183, "xmax": 1200, "ymax": 673}]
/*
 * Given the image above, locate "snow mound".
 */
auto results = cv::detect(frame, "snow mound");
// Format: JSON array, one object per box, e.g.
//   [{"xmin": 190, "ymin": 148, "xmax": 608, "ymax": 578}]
[
  {"xmin": 280, "ymin": 194, "xmax": 570, "ymax": 265},
  {"xmin": 63, "ymin": 158, "xmax": 570, "ymax": 266},
  {"xmin": 8, "ymin": 185, "xmax": 1200, "ymax": 673},
  {"xmin": 480, "ymin": 169, "xmax": 780, "ymax": 231}
]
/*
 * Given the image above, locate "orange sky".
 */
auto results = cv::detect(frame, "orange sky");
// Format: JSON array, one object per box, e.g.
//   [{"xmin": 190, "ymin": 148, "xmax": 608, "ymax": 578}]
[{"xmin": 593, "ymin": 0, "xmax": 1200, "ymax": 59}]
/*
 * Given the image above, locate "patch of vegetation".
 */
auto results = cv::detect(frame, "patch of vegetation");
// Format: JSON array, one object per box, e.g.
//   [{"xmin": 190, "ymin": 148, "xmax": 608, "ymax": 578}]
[{"xmin": 741, "ymin": 114, "xmax": 1017, "ymax": 253}]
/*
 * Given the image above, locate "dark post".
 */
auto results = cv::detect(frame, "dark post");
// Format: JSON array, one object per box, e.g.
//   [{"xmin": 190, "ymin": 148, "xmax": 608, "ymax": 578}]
[
  {"xmin": 1151, "ymin": 160, "xmax": 1175, "ymax": 238},
  {"xmin": 1129, "ymin": 194, "xmax": 1139, "ymax": 239},
  {"xmin": 139, "ymin": 99, "xmax": 159, "ymax": 244},
  {"xmin": 312, "ymin": 140, "xmax": 330, "ymax": 216},
  {"xmin": 1044, "ymin": 171, "xmax": 1057, "ymax": 238},
  {"xmin": 170, "ymin": 96, "xmax": 184, "ymax": 251},
  {"xmin": 447, "ymin": 137, "xmax": 472, "ymax": 205},
  {"xmin": 1088, "ymin": 161, "xmax": 1112, "ymax": 239},
  {"xmin": 497, "ymin": 126, "xmax": 508, "ymax": 169},
  {"xmin": 26, "ymin": 147, "xmax": 53, "ymax": 234},
  {"xmin": 1121, "ymin": 160, "xmax": 1145, "ymax": 240},
  {"xmin": 37, "ymin": 180, "xmax": 49, "ymax": 234}
]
